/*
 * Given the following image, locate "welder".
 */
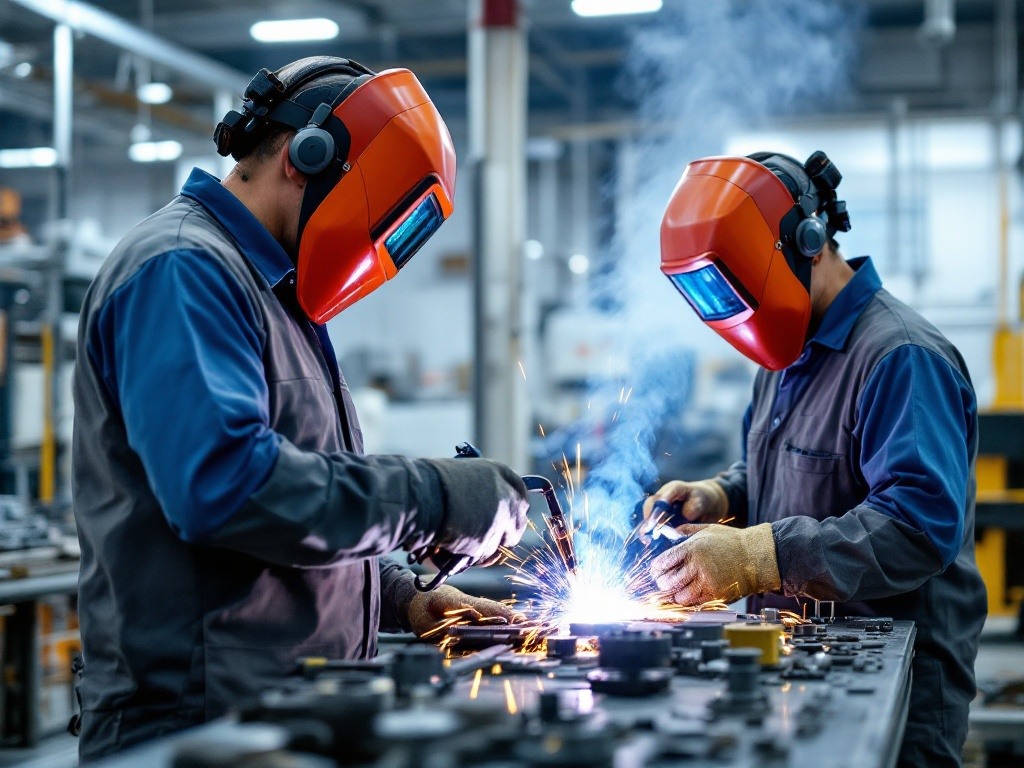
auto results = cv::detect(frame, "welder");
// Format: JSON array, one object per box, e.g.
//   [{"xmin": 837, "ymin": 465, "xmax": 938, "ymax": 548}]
[
  {"xmin": 645, "ymin": 151, "xmax": 985, "ymax": 768},
  {"xmin": 72, "ymin": 57, "xmax": 528, "ymax": 761}
]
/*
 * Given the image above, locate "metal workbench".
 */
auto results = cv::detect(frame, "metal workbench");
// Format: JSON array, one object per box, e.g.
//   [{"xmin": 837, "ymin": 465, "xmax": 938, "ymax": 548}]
[{"xmin": 90, "ymin": 616, "xmax": 916, "ymax": 768}]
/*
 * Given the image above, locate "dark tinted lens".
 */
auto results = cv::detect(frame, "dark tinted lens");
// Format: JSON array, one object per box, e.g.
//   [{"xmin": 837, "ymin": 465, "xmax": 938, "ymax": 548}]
[
  {"xmin": 668, "ymin": 264, "xmax": 747, "ymax": 321},
  {"xmin": 385, "ymin": 193, "xmax": 444, "ymax": 269}
]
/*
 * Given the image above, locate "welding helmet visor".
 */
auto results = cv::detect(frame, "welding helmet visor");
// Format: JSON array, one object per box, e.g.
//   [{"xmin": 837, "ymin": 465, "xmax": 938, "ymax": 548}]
[
  {"xmin": 667, "ymin": 262, "xmax": 751, "ymax": 322},
  {"xmin": 660, "ymin": 156, "xmax": 812, "ymax": 371},
  {"xmin": 295, "ymin": 69, "xmax": 455, "ymax": 323}
]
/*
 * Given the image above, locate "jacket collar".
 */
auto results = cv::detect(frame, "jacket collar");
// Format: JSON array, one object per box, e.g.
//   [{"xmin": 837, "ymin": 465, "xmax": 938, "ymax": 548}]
[
  {"xmin": 808, "ymin": 256, "xmax": 882, "ymax": 352},
  {"xmin": 180, "ymin": 167, "xmax": 296, "ymax": 289}
]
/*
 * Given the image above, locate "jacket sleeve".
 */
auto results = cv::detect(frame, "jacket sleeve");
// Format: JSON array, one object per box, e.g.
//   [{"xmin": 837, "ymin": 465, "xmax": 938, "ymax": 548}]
[
  {"xmin": 90, "ymin": 248, "xmax": 443, "ymax": 567},
  {"xmin": 772, "ymin": 344, "xmax": 976, "ymax": 601},
  {"xmin": 378, "ymin": 559, "xmax": 417, "ymax": 633}
]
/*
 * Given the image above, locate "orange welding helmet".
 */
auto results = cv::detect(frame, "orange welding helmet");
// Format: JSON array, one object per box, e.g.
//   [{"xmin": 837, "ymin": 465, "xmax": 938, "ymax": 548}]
[
  {"xmin": 214, "ymin": 57, "xmax": 456, "ymax": 323},
  {"xmin": 659, "ymin": 151, "xmax": 851, "ymax": 370}
]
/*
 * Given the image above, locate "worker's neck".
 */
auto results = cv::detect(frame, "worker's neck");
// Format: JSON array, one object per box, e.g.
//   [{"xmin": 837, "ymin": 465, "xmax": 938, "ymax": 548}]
[
  {"xmin": 807, "ymin": 253, "xmax": 855, "ymax": 336},
  {"xmin": 222, "ymin": 168, "xmax": 291, "ymax": 249}
]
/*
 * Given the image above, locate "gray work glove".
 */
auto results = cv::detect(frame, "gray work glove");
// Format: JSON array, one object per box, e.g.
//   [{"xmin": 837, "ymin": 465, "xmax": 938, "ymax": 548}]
[{"xmin": 420, "ymin": 458, "xmax": 530, "ymax": 566}]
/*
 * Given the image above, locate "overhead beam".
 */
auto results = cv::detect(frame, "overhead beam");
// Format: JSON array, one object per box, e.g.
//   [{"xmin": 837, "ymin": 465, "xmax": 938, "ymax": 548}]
[{"xmin": 8, "ymin": 0, "xmax": 249, "ymax": 94}]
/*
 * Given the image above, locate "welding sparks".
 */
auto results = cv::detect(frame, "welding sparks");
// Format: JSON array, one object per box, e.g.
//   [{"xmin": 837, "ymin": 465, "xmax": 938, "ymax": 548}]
[
  {"xmin": 517, "ymin": 360, "xmax": 528, "ymax": 380},
  {"xmin": 506, "ymin": 490, "xmax": 726, "ymax": 647},
  {"xmin": 503, "ymin": 679, "xmax": 519, "ymax": 714}
]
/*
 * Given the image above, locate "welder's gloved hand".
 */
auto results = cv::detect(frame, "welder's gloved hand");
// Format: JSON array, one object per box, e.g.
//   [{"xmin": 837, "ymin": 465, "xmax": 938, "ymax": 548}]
[
  {"xmin": 407, "ymin": 585, "xmax": 524, "ymax": 639},
  {"xmin": 641, "ymin": 478, "xmax": 728, "ymax": 532},
  {"xmin": 651, "ymin": 523, "xmax": 781, "ymax": 606},
  {"xmin": 421, "ymin": 458, "xmax": 530, "ymax": 566}
]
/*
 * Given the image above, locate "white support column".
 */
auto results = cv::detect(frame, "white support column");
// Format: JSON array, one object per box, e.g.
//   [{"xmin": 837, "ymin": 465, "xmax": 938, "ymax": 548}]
[
  {"xmin": 468, "ymin": 0, "xmax": 529, "ymax": 470},
  {"xmin": 53, "ymin": 23, "xmax": 73, "ymax": 220}
]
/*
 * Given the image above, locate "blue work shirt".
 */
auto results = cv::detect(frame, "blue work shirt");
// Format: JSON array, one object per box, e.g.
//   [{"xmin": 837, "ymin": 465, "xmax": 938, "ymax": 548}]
[
  {"xmin": 739, "ymin": 257, "xmax": 975, "ymax": 568},
  {"xmin": 719, "ymin": 257, "xmax": 984, "ymax": 768},
  {"xmin": 87, "ymin": 168, "xmax": 344, "ymax": 541}
]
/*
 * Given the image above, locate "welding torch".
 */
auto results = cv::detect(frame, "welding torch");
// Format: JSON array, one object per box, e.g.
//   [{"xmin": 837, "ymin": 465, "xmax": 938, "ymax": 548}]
[
  {"xmin": 521, "ymin": 474, "xmax": 577, "ymax": 577},
  {"xmin": 632, "ymin": 499, "xmax": 691, "ymax": 556},
  {"xmin": 408, "ymin": 444, "xmax": 579, "ymax": 590}
]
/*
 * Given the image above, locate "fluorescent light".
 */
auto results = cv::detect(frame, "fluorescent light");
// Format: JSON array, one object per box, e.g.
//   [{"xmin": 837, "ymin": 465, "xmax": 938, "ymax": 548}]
[
  {"xmin": 0, "ymin": 146, "xmax": 58, "ymax": 168},
  {"xmin": 568, "ymin": 253, "xmax": 590, "ymax": 275},
  {"xmin": 524, "ymin": 240, "xmax": 544, "ymax": 261},
  {"xmin": 571, "ymin": 0, "xmax": 662, "ymax": 17},
  {"xmin": 137, "ymin": 82, "xmax": 173, "ymax": 105},
  {"xmin": 250, "ymin": 18, "xmax": 339, "ymax": 43},
  {"xmin": 128, "ymin": 140, "xmax": 183, "ymax": 163}
]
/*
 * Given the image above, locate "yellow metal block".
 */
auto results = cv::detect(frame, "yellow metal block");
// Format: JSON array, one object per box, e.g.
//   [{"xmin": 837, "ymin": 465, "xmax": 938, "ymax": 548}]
[
  {"xmin": 993, "ymin": 325, "xmax": 1024, "ymax": 409},
  {"xmin": 976, "ymin": 456, "xmax": 1008, "ymax": 494},
  {"xmin": 975, "ymin": 527, "xmax": 1019, "ymax": 617},
  {"xmin": 724, "ymin": 622, "xmax": 782, "ymax": 665}
]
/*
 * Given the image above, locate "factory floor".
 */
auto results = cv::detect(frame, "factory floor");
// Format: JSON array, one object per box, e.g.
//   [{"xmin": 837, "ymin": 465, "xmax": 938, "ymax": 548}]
[{"xmin": 2, "ymin": 617, "xmax": 1021, "ymax": 768}]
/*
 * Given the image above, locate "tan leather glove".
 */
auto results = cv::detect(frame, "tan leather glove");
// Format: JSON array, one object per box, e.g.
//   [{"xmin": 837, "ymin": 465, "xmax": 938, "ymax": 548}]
[
  {"xmin": 407, "ymin": 585, "xmax": 523, "ymax": 639},
  {"xmin": 641, "ymin": 479, "xmax": 728, "ymax": 531},
  {"xmin": 650, "ymin": 523, "xmax": 781, "ymax": 605}
]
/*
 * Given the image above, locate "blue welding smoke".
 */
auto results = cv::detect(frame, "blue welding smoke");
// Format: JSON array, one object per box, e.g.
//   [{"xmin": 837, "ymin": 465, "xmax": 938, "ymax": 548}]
[{"xmin": 551, "ymin": 0, "xmax": 863, "ymax": 563}]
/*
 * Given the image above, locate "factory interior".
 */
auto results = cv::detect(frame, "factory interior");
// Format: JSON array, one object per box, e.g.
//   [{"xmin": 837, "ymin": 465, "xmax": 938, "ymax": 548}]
[{"xmin": 2, "ymin": 0, "xmax": 1024, "ymax": 766}]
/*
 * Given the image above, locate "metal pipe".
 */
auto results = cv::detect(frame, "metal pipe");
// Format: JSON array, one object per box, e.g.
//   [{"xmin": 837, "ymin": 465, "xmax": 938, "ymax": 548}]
[
  {"xmin": 42, "ymin": 23, "xmax": 74, "ymax": 503},
  {"xmin": 570, "ymin": 72, "xmax": 590, "ymax": 264},
  {"xmin": 468, "ymin": 0, "xmax": 529, "ymax": 470},
  {"xmin": 446, "ymin": 643, "xmax": 513, "ymax": 679},
  {"xmin": 9, "ymin": 0, "xmax": 249, "ymax": 94},
  {"xmin": 53, "ymin": 22, "xmax": 73, "ymax": 224},
  {"xmin": 996, "ymin": 0, "xmax": 1017, "ymax": 325},
  {"xmin": 886, "ymin": 98, "xmax": 907, "ymax": 277},
  {"xmin": 919, "ymin": 0, "xmax": 957, "ymax": 45}
]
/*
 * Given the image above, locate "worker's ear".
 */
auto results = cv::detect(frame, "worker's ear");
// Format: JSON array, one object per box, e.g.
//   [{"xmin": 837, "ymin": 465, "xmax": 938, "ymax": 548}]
[{"xmin": 280, "ymin": 133, "xmax": 307, "ymax": 189}]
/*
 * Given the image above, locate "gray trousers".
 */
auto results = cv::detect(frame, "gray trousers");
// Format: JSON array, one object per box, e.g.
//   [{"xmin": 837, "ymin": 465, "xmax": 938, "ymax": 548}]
[{"xmin": 898, "ymin": 652, "xmax": 971, "ymax": 768}]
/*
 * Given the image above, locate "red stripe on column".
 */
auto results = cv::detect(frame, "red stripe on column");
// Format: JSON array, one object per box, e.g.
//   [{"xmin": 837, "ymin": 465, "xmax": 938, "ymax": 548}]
[{"xmin": 481, "ymin": 0, "xmax": 519, "ymax": 27}]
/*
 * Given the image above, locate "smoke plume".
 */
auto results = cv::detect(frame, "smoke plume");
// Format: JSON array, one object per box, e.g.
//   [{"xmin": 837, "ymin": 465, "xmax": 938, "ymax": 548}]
[{"xmin": 564, "ymin": 0, "xmax": 863, "ymax": 551}]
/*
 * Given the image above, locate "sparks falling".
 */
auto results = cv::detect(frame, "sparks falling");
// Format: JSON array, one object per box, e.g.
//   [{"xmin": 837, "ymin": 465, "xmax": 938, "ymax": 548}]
[{"xmin": 501, "ymin": 443, "xmax": 727, "ymax": 648}]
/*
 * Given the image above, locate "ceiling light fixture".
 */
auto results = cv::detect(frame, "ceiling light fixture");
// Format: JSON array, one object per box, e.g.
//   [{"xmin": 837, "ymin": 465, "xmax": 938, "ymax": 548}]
[
  {"xmin": 571, "ymin": 0, "xmax": 662, "ymax": 18},
  {"xmin": 136, "ymin": 81, "xmax": 173, "ymax": 105},
  {"xmin": 0, "ymin": 146, "xmax": 58, "ymax": 168},
  {"xmin": 568, "ymin": 253, "xmax": 590, "ymax": 275},
  {"xmin": 250, "ymin": 18, "xmax": 340, "ymax": 43},
  {"xmin": 128, "ymin": 140, "xmax": 183, "ymax": 163}
]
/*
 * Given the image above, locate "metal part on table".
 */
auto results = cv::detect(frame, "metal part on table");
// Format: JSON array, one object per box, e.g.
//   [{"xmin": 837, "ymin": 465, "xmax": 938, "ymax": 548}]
[
  {"xmin": 446, "ymin": 623, "xmax": 537, "ymax": 650},
  {"xmin": 90, "ymin": 616, "xmax": 916, "ymax": 768}
]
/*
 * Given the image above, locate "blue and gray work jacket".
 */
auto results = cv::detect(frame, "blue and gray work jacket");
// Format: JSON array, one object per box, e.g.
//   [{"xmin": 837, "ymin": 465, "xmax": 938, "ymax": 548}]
[
  {"xmin": 72, "ymin": 169, "xmax": 444, "ymax": 760},
  {"xmin": 716, "ymin": 257, "xmax": 986, "ymax": 745}
]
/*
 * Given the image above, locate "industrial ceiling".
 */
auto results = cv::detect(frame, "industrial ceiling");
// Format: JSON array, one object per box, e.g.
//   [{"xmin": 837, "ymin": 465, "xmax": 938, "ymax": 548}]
[{"xmin": 0, "ymin": 0, "xmax": 1017, "ymax": 157}]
